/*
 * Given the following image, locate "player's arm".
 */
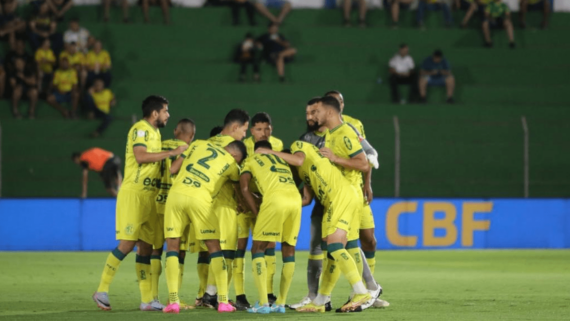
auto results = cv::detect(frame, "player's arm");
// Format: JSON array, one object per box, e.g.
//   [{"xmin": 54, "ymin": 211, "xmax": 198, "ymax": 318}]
[
  {"xmin": 363, "ymin": 168, "xmax": 373, "ymax": 204},
  {"xmin": 233, "ymin": 182, "xmax": 249, "ymax": 213},
  {"xmin": 361, "ymin": 138, "xmax": 379, "ymax": 169},
  {"xmin": 170, "ymin": 156, "xmax": 184, "ymax": 175},
  {"xmin": 81, "ymin": 168, "xmax": 88, "ymax": 198},
  {"xmin": 239, "ymin": 172, "xmax": 259, "ymax": 216},
  {"xmin": 256, "ymin": 148, "xmax": 305, "ymax": 167},
  {"xmin": 302, "ymin": 184, "xmax": 314, "ymax": 207},
  {"xmin": 320, "ymin": 147, "xmax": 370, "ymax": 173},
  {"xmin": 133, "ymin": 145, "xmax": 187, "ymax": 165}
]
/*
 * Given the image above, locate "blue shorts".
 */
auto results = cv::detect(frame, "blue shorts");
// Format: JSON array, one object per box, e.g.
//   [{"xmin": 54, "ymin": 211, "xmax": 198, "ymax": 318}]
[
  {"xmin": 53, "ymin": 91, "xmax": 72, "ymax": 104},
  {"xmin": 427, "ymin": 76, "xmax": 447, "ymax": 86}
]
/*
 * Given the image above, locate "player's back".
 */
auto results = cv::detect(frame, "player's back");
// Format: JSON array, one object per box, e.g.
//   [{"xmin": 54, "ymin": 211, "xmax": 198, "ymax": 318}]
[
  {"xmin": 244, "ymin": 135, "xmax": 284, "ymax": 157},
  {"xmin": 324, "ymin": 123, "xmax": 364, "ymax": 188},
  {"xmin": 208, "ymin": 134, "xmax": 238, "ymax": 208},
  {"xmin": 156, "ymin": 138, "xmax": 187, "ymax": 213},
  {"xmin": 122, "ymin": 119, "xmax": 162, "ymax": 194},
  {"xmin": 342, "ymin": 114, "xmax": 366, "ymax": 139},
  {"xmin": 241, "ymin": 152, "xmax": 297, "ymax": 196}
]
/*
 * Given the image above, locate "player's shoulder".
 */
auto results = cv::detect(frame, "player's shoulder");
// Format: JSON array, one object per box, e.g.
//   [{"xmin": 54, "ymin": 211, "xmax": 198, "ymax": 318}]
[
  {"xmin": 342, "ymin": 114, "xmax": 363, "ymax": 127},
  {"xmin": 331, "ymin": 122, "xmax": 358, "ymax": 138},
  {"xmin": 243, "ymin": 136, "xmax": 254, "ymax": 147},
  {"xmin": 162, "ymin": 138, "xmax": 186, "ymax": 150},
  {"xmin": 270, "ymin": 136, "xmax": 284, "ymax": 150},
  {"xmin": 208, "ymin": 134, "xmax": 234, "ymax": 147}
]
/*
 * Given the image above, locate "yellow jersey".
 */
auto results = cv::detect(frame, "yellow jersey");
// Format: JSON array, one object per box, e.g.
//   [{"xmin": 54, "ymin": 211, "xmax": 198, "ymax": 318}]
[
  {"xmin": 35, "ymin": 49, "xmax": 56, "ymax": 73},
  {"xmin": 91, "ymin": 89, "xmax": 114, "ymax": 114},
  {"xmin": 170, "ymin": 140, "xmax": 239, "ymax": 202},
  {"xmin": 53, "ymin": 68, "xmax": 77, "ymax": 93},
  {"xmin": 85, "ymin": 50, "xmax": 111, "ymax": 71},
  {"xmin": 60, "ymin": 51, "xmax": 85, "ymax": 67},
  {"xmin": 121, "ymin": 119, "xmax": 162, "ymax": 194},
  {"xmin": 156, "ymin": 139, "xmax": 187, "ymax": 214},
  {"xmin": 290, "ymin": 141, "xmax": 349, "ymax": 207},
  {"xmin": 243, "ymin": 135, "xmax": 284, "ymax": 157},
  {"xmin": 342, "ymin": 114, "xmax": 366, "ymax": 139},
  {"xmin": 207, "ymin": 134, "xmax": 238, "ymax": 208},
  {"xmin": 240, "ymin": 152, "xmax": 296, "ymax": 196},
  {"xmin": 324, "ymin": 122, "xmax": 364, "ymax": 188}
]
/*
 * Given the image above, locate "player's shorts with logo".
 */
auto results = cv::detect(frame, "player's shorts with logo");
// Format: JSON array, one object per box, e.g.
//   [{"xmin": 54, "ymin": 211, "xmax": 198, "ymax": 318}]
[
  {"xmin": 322, "ymin": 185, "xmax": 361, "ymax": 241},
  {"xmin": 116, "ymin": 189, "xmax": 157, "ymax": 245},
  {"xmin": 214, "ymin": 202, "xmax": 238, "ymax": 251},
  {"xmin": 164, "ymin": 192, "xmax": 219, "ymax": 241},
  {"xmin": 253, "ymin": 190, "xmax": 302, "ymax": 245},
  {"xmin": 237, "ymin": 211, "xmax": 256, "ymax": 239}
]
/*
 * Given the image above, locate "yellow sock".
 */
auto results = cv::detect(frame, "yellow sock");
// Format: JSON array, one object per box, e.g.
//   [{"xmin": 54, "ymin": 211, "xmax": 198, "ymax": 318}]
[
  {"xmin": 252, "ymin": 253, "xmax": 268, "ymax": 305},
  {"xmin": 136, "ymin": 255, "xmax": 153, "ymax": 303},
  {"xmin": 364, "ymin": 251, "xmax": 376, "ymax": 275},
  {"xmin": 196, "ymin": 256, "xmax": 209, "ymax": 298},
  {"xmin": 165, "ymin": 252, "xmax": 180, "ymax": 304},
  {"xmin": 178, "ymin": 256, "xmax": 185, "ymax": 294},
  {"xmin": 210, "ymin": 252, "xmax": 229, "ymax": 304},
  {"xmin": 321, "ymin": 240, "xmax": 328, "ymax": 278},
  {"xmin": 347, "ymin": 245, "xmax": 363, "ymax": 277},
  {"xmin": 233, "ymin": 250, "xmax": 246, "ymax": 296},
  {"xmin": 97, "ymin": 248, "xmax": 125, "ymax": 293},
  {"xmin": 319, "ymin": 253, "xmax": 341, "ymax": 296},
  {"xmin": 150, "ymin": 255, "xmax": 162, "ymax": 300},
  {"xmin": 206, "ymin": 261, "xmax": 216, "ymax": 287},
  {"xmin": 225, "ymin": 258, "xmax": 233, "ymax": 288},
  {"xmin": 265, "ymin": 248, "xmax": 276, "ymax": 295},
  {"xmin": 328, "ymin": 243, "xmax": 362, "ymax": 288},
  {"xmin": 275, "ymin": 257, "xmax": 295, "ymax": 305}
]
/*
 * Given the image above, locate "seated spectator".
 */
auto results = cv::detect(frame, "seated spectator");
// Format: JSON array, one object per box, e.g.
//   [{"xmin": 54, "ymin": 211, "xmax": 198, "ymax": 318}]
[
  {"xmin": 389, "ymin": 44, "xmax": 418, "ymax": 104},
  {"xmin": 4, "ymin": 39, "xmax": 33, "ymax": 78},
  {"xmin": 256, "ymin": 23, "xmax": 296, "ymax": 82},
  {"xmin": 0, "ymin": 0, "xmax": 26, "ymax": 49},
  {"xmin": 456, "ymin": 0, "xmax": 490, "ymax": 28},
  {"xmin": 252, "ymin": 0, "xmax": 291, "ymax": 25},
  {"xmin": 235, "ymin": 32, "xmax": 260, "ymax": 82},
  {"xmin": 10, "ymin": 57, "xmax": 38, "ymax": 119},
  {"xmin": 71, "ymin": 148, "xmax": 122, "ymax": 197},
  {"xmin": 47, "ymin": 57, "xmax": 78, "ymax": 118},
  {"xmin": 142, "ymin": 0, "xmax": 171, "ymax": 24},
  {"xmin": 417, "ymin": 0, "xmax": 452, "ymax": 29},
  {"xmin": 63, "ymin": 18, "xmax": 90, "ymax": 53},
  {"xmin": 47, "ymin": 0, "xmax": 73, "ymax": 22},
  {"xmin": 28, "ymin": 2, "xmax": 63, "ymax": 54},
  {"xmin": 230, "ymin": 0, "xmax": 256, "ymax": 26},
  {"xmin": 419, "ymin": 50, "xmax": 455, "ymax": 104},
  {"xmin": 103, "ymin": 0, "xmax": 130, "ymax": 23},
  {"xmin": 85, "ymin": 78, "xmax": 115, "ymax": 137},
  {"xmin": 519, "ymin": 0, "xmax": 549, "ymax": 29},
  {"xmin": 343, "ymin": 0, "xmax": 367, "ymax": 28},
  {"xmin": 388, "ymin": 0, "xmax": 414, "ymax": 29},
  {"xmin": 60, "ymin": 42, "xmax": 87, "ymax": 90},
  {"xmin": 86, "ymin": 35, "xmax": 96, "ymax": 51},
  {"xmin": 85, "ymin": 40, "xmax": 112, "ymax": 88},
  {"xmin": 35, "ymin": 38, "xmax": 56, "ymax": 93},
  {"xmin": 0, "ymin": 57, "xmax": 5, "ymax": 98},
  {"xmin": 482, "ymin": 0, "xmax": 515, "ymax": 48}
]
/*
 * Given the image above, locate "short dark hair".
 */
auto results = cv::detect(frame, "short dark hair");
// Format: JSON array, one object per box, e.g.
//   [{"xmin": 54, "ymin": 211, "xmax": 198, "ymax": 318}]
[
  {"xmin": 177, "ymin": 118, "xmax": 195, "ymax": 134},
  {"xmin": 433, "ymin": 50, "xmax": 443, "ymax": 57},
  {"xmin": 307, "ymin": 97, "xmax": 321, "ymax": 106},
  {"xmin": 254, "ymin": 140, "xmax": 273, "ymax": 150},
  {"xmin": 245, "ymin": 32, "xmax": 253, "ymax": 39},
  {"xmin": 71, "ymin": 152, "xmax": 80, "ymax": 160},
  {"xmin": 324, "ymin": 90, "xmax": 342, "ymax": 97},
  {"xmin": 319, "ymin": 96, "xmax": 341, "ymax": 113},
  {"xmin": 227, "ymin": 140, "xmax": 248, "ymax": 161},
  {"xmin": 400, "ymin": 43, "xmax": 408, "ymax": 49},
  {"xmin": 209, "ymin": 126, "xmax": 224, "ymax": 137},
  {"xmin": 223, "ymin": 109, "xmax": 250, "ymax": 127},
  {"xmin": 142, "ymin": 95, "xmax": 168, "ymax": 118},
  {"xmin": 251, "ymin": 112, "xmax": 272, "ymax": 126}
]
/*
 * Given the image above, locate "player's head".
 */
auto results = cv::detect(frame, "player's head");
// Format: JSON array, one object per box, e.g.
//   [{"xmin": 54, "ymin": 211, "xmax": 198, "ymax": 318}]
[
  {"xmin": 324, "ymin": 90, "xmax": 344, "ymax": 113},
  {"xmin": 399, "ymin": 43, "xmax": 409, "ymax": 56},
  {"xmin": 174, "ymin": 118, "xmax": 196, "ymax": 144},
  {"xmin": 250, "ymin": 112, "xmax": 273, "ymax": 143},
  {"xmin": 433, "ymin": 49, "xmax": 443, "ymax": 63},
  {"xmin": 93, "ymin": 78, "xmax": 105, "ymax": 92},
  {"xmin": 315, "ymin": 96, "xmax": 341, "ymax": 128},
  {"xmin": 41, "ymin": 38, "xmax": 51, "ymax": 50},
  {"xmin": 14, "ymin": 57, "xmax": 25, "ymax": 71},
  {"xmin": 305, "ymin": 97, "xmax": 321, "ymax": 132},
  {"xmin": 254, "ymin": 140, "xmax": 273, "ymax": 151},
  {"xmin": 223, "ymin": 109, "xmax": 250, "ymax": 141},
  {"xmin": 209, "ymin": 125, "xmax": 224, "ymax": 137},
  {"xmin": 225, "ymin": 140, "xmax": 248, "ymax": 164},
  {"xmin": 71, "ymin": 152, "xmax": 81, "ymax": 165},
  {"xmin": 142, "ymin": 95, "xmax": 169, "ymax": 128},
  {"xmin": 60, "ymin": 57, "xmax": 70, "ymax": 70},
  {"xmin": 268, "ymin": 23, "xmax": 279, "ymax": 34}
]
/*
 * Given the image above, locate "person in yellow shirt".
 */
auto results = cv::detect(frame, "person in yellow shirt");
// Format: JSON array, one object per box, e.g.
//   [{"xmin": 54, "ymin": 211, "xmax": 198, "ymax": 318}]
[
  {"xmin": 85, "ymin": 78, "xmax": 115, "ymax": 137},
  {"xmin": 35, "ymin": 39, "xmax": 56, "ymax": 93},
  {"xmin": 60, "ymin": 42, "xmax": 87, "ymax": 90},
  {"xmin": 46, "ymin": 57, "xmax": 78, "ymax": 118},
  {"xmin": 86, "ymin": 40, "xmax": 112, "ymax": 87}
]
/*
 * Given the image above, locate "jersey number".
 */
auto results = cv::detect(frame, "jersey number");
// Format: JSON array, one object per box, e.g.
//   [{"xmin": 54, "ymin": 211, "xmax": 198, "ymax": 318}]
[{"xmin": 197, "ymin": 148, "xmax": 219, "ymax": 169}]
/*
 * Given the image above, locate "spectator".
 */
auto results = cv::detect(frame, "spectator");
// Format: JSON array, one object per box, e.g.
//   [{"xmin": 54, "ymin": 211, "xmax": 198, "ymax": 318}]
[
  {"xmin": 388, "ymin": 0, "xmax": 414, "ymax": 29},
  {"xmin": 252, "ymin": 0, "xmax": 291, "ymax": 25},
  {"xmin": 0, "ymin": 0, "xmax": 26, "ymax": 49},
  {"xmin": 456, "ymin": 0, "xmax": 490, "ymax": 28},
  {"xmin": 86, "ymin": 35, "xmax": 96, "ymax": 51},
  {"xmin": 71, "ymin": 148, "xmax": 122, "ymax": 197},
  {"xmin": 343, "ymin": 0, "xmax": 367, "ymax": 28},
  {"xmin": 29, "ymin": 2, "xmax": 63, "ymax": 54},
  {"xmin": 388, "ymin": 44, "xmax": 418, "ymax": 104},
  {"xmin": 482, "ymin": 0, "xmax": 515, "ymax": 48},
  {"xmin": 85, "ymin": 78, "xmax": 115, "ymax": 137},
  {"xmin": 47, "ymin": 0, "xmax": 73, "ymax": 21},
  {"xmin": 256, "ymin": 23, "xmax": 296, "ymax": 82},
  {"xmin": 34, "ymin": 38, "xmax": 56, "ymax": 93},
  {"xmin": 85, "ymin": 40, "xmax": 112, "ymax": 88},
  {"xmin": 235, "ymin": 32, "xmax": 260, "ymax": 82},
  {"xmin": 0, "ymin": 57, "xmax": 5, "ymax": 98},
  {"xmin": 4, "ymin": 39, "xmax": 33, "ymax": 78},
  {"xmin": 103, "ymin": 0, "xmax": 129, "ymax": 23},
  {"xmin": 519, "ymin": 0, "xmax": 549, "ymax": 29},
  {"xmin": 230, "ymin": 0, "xmax": 256, "ymax": 26},
  {"xmin": 47, "ymin": 57, "xmax": 78, "ymax": 118},
  {"xmin": 60, "ymin": 42, "xmax": 87, "ymax": 91},
  {"xmin": 142, "ymin": 0, "xmax": 171, "ymax": 24},
  {"xmin": 63, "ymin": 18, "xmax": 90, "ymax": 53},
  {"xmin": 10, "ymin": 57, "xmax": 38, "ymax": 119},
  {"xmin": 419, "ymin": 50, "xmax": 455, "ymax": 104},
  {"xmin": 417, "ymin": 0, "xmax": 453, "ymax": 29}
]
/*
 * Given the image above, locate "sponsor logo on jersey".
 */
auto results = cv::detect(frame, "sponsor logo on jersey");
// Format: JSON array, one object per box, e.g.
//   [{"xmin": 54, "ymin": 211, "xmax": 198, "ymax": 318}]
[
  {"xmin": 200, "ymin": 229, "xmax": 216, "ymax": 234},
  {"xmin": 263, "ymin": 231, "xmax": 281, "ymax": 236},
  {"xmin": 217, "ymin": 163, "xmax": 230, "ymax": 176},
  {"xmin": 125, "ymin": 224, "xmax": 134, "ymax": 236}
]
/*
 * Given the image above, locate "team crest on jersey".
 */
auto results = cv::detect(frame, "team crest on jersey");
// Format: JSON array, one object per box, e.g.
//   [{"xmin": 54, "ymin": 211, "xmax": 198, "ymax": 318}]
[
  {"xmin": 132, "ymin": 128, "xmax": 138, "ymax": 141},
  {"xmin": 125, "ymin": 224, "xmax": 134, "ymax": 236},
  {"xmin": 343, "ymin": 136, "xmax": 352, "ymax": 150},
  {"xmin": 311, "ymin": 165, "xmax": 317, "ymax": 172},
  {"xmin": 296, "ymin": 141, "xmax": 303, "ymax": 149},
  {"xmin": 144, "ymin": 130, "xmax": 149, "ymax": 141}
]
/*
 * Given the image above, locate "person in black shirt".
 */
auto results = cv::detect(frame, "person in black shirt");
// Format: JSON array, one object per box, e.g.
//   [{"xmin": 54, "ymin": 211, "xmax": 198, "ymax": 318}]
[
  {"xmin": 0, "ymin": 0, "xmax": 26, "ymax": 49},
  {"xmin": 10, "ymin": 57, "xmax": 38, "ymax": 119},
  {"xmin": 28, "ymin": 2, "xmax": 63, "ymax": 54},
  {"xmin": 256, "ymin": 23, "xmax": 296, "ymax": 82},
  {"xmin": 235, "ymin": 32, "xmax": 260, "ymax": 82}
]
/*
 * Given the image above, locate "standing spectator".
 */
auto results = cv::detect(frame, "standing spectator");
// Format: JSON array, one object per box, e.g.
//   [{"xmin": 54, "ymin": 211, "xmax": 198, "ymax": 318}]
[
  {"xmin": 519, "ymin": 0, "xmax": 549, "ymax": 29},
  {"xmin": 10, "ymin": 57, "xmax": 38, "ymax": 119},
  {"xmin": 230, "ymin": 0, "xmax": 256, "ymax": 26},
  {"xmin": 71, "ymin": 147, "xmax": 122, "ymax": 197},
  {"xmin": 85, "ymin": 78, "xmax": 115, "ymax": 137},
  {"xmin": 419, "ymin": 50, "xmax": 455, "ymax": 104},
  {"xmin": 0, "ymin": 0, "xmax": 26, "ymax": 49},
  {"xmin": 252, "ymin": 0, "xmax": 291, "ymax": 25},
  {"xmin": 142, "ymin": 0, "xmax": 171, "ymax": 24},
  {"xmin": 47, "ymin": 0, "xmax": 73, "ymax": 21},
  {"xmin": 60, "ymin": 42, "xmax": 87, "ymax": 91},
  {"xmin": 388, "ymin": 0, "xmax": 414, "ymax": 29},
  {"xmin": 482, "ymin": 0, "xmax": 515, "ymax": 48},
  {"xmin": 29, "ymin": 2, "xmax": 63, "ymax": 54},
  {"xmin": 34, "ymin": 38, "xmax": 56, "ymax": 93},
  {"xmin": 256, "ymin": 23, "xmax": 296, "ymax": 82},
  {"xmin": 343, "ymin": 0, "xmax": 367, "ymax": 27},
  {"xmin": 235, "ymin": 32, "xmax": 260, "ymax": 82},
  {"xmin": 417, "ymin": 0, "xmax": 453, "ymax": 29},
  {"xmin": 389, "ymin": 44, "xmax": 418, "ymax": 104},
  {"xmin": 4, "ymin": 39, "xmax": 33, "ymax": 77},
  {"xmin": 102, "ymin": 0, "xmax": 130, "ymax": 23},
  {"xmin": 456, "ymin": 0, "xmax": 490, "ymax": 28},
  {"xmin": 85, "ymin": 40, "xmax": 112, "ymax": 88},
  {"xmin": 47, "ymin": 57, "xmax": 78, "ymax": 118},
  {"xmin": 63, "ymin": 18, "xmax": 90, "ymax": 53}
]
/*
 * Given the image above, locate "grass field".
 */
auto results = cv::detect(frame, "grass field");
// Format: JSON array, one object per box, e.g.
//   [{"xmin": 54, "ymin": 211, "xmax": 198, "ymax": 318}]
[{"xmin": 1, "ymin": 250, "xmax": 569, "ymax": 320}]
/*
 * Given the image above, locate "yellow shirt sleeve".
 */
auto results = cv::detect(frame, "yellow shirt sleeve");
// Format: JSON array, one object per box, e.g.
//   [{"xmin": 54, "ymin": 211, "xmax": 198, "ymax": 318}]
[
  {"xmin": 131, "ymin": 126, "xmax": 151, "ymax": 148},
  {"xmin": 52, "ymin": 71, "xmax": 60, "ymax": 85},
  {"xmin": 104, "ymin": 51, "xmax": 111, "ymax": 67},
  {"xmin": 240, "ymin": 157, "xmax": 252, "ymax": 175},
  {"xmin": 71, "ymin": 69, "xmax": 78, "ymax": 85},
  {"xmin": 35, "ymin": 50, "xmax": 43, "ymax": 62}
]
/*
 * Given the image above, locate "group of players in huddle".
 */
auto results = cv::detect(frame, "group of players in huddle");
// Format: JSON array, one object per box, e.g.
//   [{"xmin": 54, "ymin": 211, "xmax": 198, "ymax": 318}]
[{"xmin": 92, "ymin": 90, "xmax": 388, "ymax": 314}]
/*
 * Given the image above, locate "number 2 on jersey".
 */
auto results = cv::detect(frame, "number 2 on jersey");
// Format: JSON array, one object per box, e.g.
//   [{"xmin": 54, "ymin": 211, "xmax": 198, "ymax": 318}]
[{"xmin": 197, "ymin": 147, "xmax": 218, "ymax": 169}]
